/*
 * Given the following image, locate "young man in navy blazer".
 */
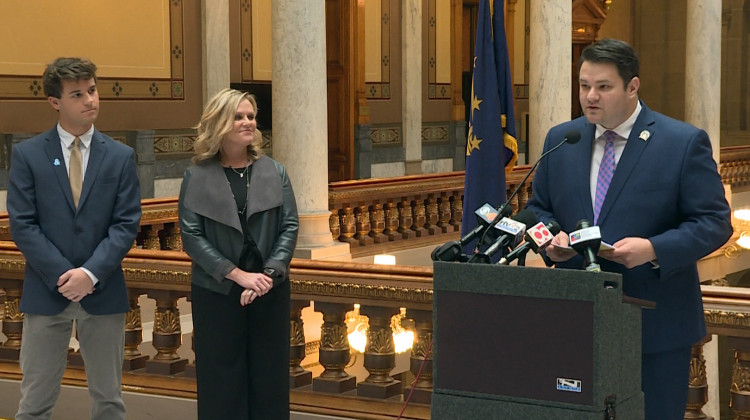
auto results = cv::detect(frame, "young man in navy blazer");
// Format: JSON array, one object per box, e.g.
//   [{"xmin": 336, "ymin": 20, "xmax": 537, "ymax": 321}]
[
  {"xmin": 525, "ymin": 39, "xmax": 732, "ymax": 419},
  {"xmin": 7, "ymin": 57, "xmax": 141, "ymax": 420}
]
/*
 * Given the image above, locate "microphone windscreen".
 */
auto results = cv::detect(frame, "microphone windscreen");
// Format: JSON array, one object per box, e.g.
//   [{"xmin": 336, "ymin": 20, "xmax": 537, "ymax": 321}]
[
  {"xmin": 500, "ymin": 205, "xmax": 513, "ymax": 218},
  {"xmin": 564, "ymin": 130, "xmax": 582, "ymax": 145},
  {"xmin": 547, "ymin": 220, "xmax": 562, "ymax": 235},
  {"xmin": 576, "ymin": 218, "xmax": 593, "ymax": 230},
  {"xmin": 512, "ymin": 209, "xmax": 539, "ymax": 228}
]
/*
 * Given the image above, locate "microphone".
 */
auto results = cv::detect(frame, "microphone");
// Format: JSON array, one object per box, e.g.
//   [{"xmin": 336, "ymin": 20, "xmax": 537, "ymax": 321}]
[
  {"xmin": 431, "ymin": 204, "xmax": 512, "ymax": 261},
  {"xmin": 569, "ymin": 219, "xmax": 601, "ymax": 272},
  {"xmin": 476, "ymin": 129, "xmax": 581, "ymax": 249},
  {"xmin": 469, "ymin": 209, "xmax": 538, "ymax": 264},
  {"xmin": 499, "ymin": 220, "xmax": 561, "ymax": 265}
]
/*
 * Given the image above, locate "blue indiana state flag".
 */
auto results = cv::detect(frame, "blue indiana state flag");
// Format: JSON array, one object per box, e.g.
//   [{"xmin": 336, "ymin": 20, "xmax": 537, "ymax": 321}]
[{"xmin": 461, "ymin": 0, "xmax": 518, "ymax": 253}]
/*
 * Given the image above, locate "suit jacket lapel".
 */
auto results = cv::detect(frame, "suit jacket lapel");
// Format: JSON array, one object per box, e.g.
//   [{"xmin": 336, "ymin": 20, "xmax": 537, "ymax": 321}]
[
  {"xmin": 77, "ymin": 130, "xmax": 106, "ymax": 211},
  {"xmin": 246, "ymin": 155, "xmax": 283, "ymax": 217},
  {"xmin": 42, "ymin": 129, "xmax": 76, "ymax": 211},
  {"xmin": 597, "ymin": 104, "xmax": 656, "ymax": 226},
  {"xmin": 183, "ymin": 159, "xmax": 243, "ymax": 233}
]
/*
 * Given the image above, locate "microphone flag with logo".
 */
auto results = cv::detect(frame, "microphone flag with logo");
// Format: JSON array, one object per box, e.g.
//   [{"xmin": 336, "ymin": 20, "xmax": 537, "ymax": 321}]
[{"xmin": 461, "ymin": 0, "xmax": 518, "ymax": 254}]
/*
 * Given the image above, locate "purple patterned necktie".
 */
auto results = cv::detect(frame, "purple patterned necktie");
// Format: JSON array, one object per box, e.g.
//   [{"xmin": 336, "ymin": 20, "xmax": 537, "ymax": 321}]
[{"xmin": 593, "ymin": 130, "xmax": 617, "ymax": 224}]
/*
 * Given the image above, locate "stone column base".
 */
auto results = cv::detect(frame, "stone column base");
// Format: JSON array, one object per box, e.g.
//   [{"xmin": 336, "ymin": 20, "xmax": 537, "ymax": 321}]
[
  {"xmin": 357, "ymin": 379, "xmax": 402, "ymax": 399},
  {"xmin": 312, "ymin": 375, "xmax": 357, "ymax": 394},
  {"xmin": 404, "ymin": 160, "xmax": 422, "ymax": 175},
  {"xmin": 294, "ymin": 242, "xmax": 351, "ymax": 261},
  {"xmin": 290, "ymin": 370, "xmax": 313, "ymax": 388},
  {"xmin": 0, "ymin": 347, "xmax": 19, "ymax": 361},
  {"xmin": 146, "ymin": 358, "xmax": 188, "ymax": 375},
  {"xmin": 123, "ymin": 354, "xmax": 149, "ymax": 371},
  {"xmin": 403, "ymin": 386, "xmax": 432, "ymax": 404}
]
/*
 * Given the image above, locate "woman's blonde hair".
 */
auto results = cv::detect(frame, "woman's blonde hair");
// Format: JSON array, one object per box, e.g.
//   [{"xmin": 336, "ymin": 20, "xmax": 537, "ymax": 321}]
[{"xmin": 192, "ymin": 88, "xmax": 262, "ymax": 164}]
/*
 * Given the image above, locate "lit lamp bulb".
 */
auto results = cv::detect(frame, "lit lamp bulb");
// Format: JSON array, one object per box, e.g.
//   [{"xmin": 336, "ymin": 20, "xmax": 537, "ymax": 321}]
[
  {"xmin": 373, "ymin": 254, "xmax": 396, "ymax": 265},
  {"xmin": 735, "ymin": 209, "xmax": 750, "ymax": 221},
  {"xmin": 348, "ymin": 322, "xmax": 368, "ymax": 353},
  {"xmin": 394, "ymin": 330, "xmax": 415, "ymax": 354},
  {"xmin": 738, "ymin": 232, "xmax": 750, "ymax": 250}
]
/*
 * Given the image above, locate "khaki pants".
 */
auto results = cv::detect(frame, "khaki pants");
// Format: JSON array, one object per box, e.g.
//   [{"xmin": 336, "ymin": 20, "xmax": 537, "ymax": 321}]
[{"xmin": 15, "ymin": 302, "xmax": 125, "ymax": 420}]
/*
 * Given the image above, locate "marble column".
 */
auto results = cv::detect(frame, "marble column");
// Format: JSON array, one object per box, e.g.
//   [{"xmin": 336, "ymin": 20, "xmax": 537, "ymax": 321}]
[
  {"xmin": 273, "ymin": 0, "xmax": 350, "ymax": 260},
  {"xmin": 402, "ymin": 0, "xmax": 422, "ymax": 175},
  {"xmin": 201, "ymin": 0, "xmax": 230, "ymax": 104},
  {"xmin": 704, "ymin": 334, "xmax": 720, "ymax": 420},
  {"xmin": 528, "ymin": 2, "xmax": 571, "ymax": 161},
  {"xmin": 685, "ymin": 0, "xmax": 721, "ymax": 164}
]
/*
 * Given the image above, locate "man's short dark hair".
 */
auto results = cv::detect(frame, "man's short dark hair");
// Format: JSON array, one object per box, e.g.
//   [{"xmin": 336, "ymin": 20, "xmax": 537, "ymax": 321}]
[
  {"xmin": 578, "ymin": 38, "xmax": 639, "ymax": 89},
  {"xmin": 42, "ymin": 57, "xmax": 98, "ymax": 99}
]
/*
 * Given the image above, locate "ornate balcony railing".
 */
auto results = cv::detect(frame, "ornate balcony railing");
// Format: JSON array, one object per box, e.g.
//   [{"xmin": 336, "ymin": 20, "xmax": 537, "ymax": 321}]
[
  {"xmin": 0, "ymin": 244, "xmax": 434, "ymax": 419},
  {"xmin": 1, "ymin": 145, "xmax": 750, "ymax": 418}
]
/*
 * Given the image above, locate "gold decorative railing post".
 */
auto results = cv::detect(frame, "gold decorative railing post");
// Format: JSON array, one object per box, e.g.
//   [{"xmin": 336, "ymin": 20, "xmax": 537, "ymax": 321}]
[
  {"xmin": 338, "ymin": 207, "xmax": 357, "ymax": 246},
  {"xmin": 355, "ymin": 204, "xmax": 374, "ymax": 246},
  {"xmin": 437, "ymin": 194, "xmax": 452, "ymax": 233},
  {"xmin": 290, "ymin": 299, "xmax": 312, "ymax": 388},
  {"xmin": 312, "ymin": 302, "xmax": 356, "ymax": 393},
  {"xmin": 404, "ymin": 309, "xmax": 433, "ymax": 404},
  {"xmin": 163, "ymin": 222, "xmax": 182, "ymax": 251},
  {"xmin": 357, "ymin": 306, "xmax": 401, "ymax": 398},
  {"xmin": 450, "ymin": 192, "xmax": 462, "ymax": 231},
  {"xmin": 685, "ymin": 336, "xmax": 711, "ymax": 419},
  {"xmin": 424, "ymin": 197, "xmax": 439, "ymax": 235},
  {"xmin": 370, "ymin": 203, "xmax": 388, "ymax": 243},
  {"xmin": 0, "ymin": 282, "xmax": 23, "ymax": 360},
  {"xmin": 140, "ymin": 224, "xmax": 163, "ymax": 250},
  {"xmin": 412, "ymin": 199, "xmax": 427, "ymax": 237},
  {"xmin": 123, "ymin": 289, "xmax": 149, "ymax": 371},
  {"xmin": 67, "ymin": 329, "xmax": 84, "ymax": 368},
  {"xmin": 729, "ymin": 337, "xmax": 750, "ymax": 419},
  {"xmin": 184, "ymin": 295, "xmax": 196, "ymax": 378},
  {"xmin": 398, "ymin": 199, "xmax": 416, "ymax": 239},
  {"xmin": 329, "ymin": 210, "xmax": 341, "ymax": 241},
  {"xmin": 145, "ymin": 291, "xmax": 188, "ymax": 375},
  {"xmin": 384, "ymin": 201, "xmax": 401, "ymax": 241}
]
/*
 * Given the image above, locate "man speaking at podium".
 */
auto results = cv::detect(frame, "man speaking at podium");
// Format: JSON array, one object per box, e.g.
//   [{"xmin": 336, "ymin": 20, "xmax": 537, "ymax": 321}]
[{"xmin": 525, "ymin": 39, "xmax": 732, "ymax": 420}]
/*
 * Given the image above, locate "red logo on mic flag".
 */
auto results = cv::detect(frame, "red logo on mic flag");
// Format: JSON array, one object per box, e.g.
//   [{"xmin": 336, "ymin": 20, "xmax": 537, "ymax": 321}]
[{"xmin": 529, "ymin": 222, "xmax": 552, "ymax": 246}]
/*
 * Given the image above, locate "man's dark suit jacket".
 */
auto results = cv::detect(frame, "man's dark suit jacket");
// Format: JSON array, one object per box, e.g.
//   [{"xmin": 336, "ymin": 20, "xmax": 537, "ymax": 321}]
[
  {"xmin": 7, "ymin": 126, "xmax": 141, "ymax": 316},
  {"xmin": 525, "ymin": 102, "xmax": 732, "ymax": 354}
]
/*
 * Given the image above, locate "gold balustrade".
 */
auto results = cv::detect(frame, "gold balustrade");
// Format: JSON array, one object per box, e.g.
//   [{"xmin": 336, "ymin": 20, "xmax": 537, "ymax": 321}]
[
  {"xmin": 0, "ymin": 244, "xmax": 433, "ymax": 419},
  {"xmin": 0, "ymin": 145, "xmax": 749, "ymax": 417}
]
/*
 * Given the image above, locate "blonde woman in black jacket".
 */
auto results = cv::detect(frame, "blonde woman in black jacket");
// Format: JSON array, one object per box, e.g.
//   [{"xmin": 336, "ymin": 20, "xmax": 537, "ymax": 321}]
[{"xmin": 179, "ymin": 88, "xmax": 299, "ymax": 419}]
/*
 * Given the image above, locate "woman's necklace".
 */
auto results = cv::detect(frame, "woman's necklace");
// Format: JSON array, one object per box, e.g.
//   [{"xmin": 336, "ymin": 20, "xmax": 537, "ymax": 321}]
[
  {"xmin": 230, "ymin": 164, "xmax": 249, "ymax": 178},
  {"xmin": 235, "ymin": 174, "xmax": 249, "ymax": 214},
  {"xmin": 224, "ymin": 164, "xmax": 251, "ymax": 214}
]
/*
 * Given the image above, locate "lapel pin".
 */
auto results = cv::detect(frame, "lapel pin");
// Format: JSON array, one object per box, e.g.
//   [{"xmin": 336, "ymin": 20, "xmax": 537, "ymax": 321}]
[
  {"xmin": 53, "ymin": 158, "xmax": 61, "ymax": 166},
  {"xmin": 639, "ymin": 130, "xmax": 650, "ymax": 142}
]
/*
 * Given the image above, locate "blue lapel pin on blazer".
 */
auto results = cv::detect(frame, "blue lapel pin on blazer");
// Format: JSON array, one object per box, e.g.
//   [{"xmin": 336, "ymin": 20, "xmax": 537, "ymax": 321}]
[
  {"xmin": 53, "ymin": 158, "xmax": 61, "ymax": 166},
  {"xmin": 639, "ymin": 130, "xmax": 650, "ymax": 142}
]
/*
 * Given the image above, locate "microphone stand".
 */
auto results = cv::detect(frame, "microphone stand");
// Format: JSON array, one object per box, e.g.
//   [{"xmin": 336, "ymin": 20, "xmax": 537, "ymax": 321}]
[
  {"xmin": 517, "ymin": 251, "xmax": 527, "ymax": 267},
  {"xmin": 475, "ymin": 137, "xmax": 573, "ymax": 251}
]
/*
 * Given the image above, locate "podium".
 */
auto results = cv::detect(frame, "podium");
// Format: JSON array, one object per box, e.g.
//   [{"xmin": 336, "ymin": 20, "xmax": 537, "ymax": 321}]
[{"xmin": 431, "ymin": 262, "xmax": 644, "ymax": 419}]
